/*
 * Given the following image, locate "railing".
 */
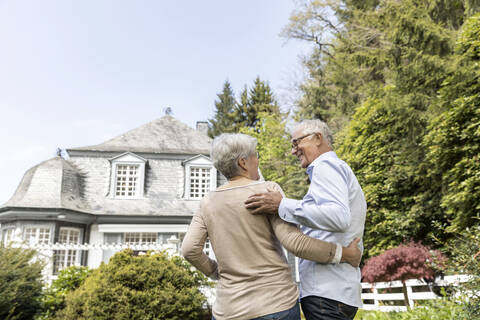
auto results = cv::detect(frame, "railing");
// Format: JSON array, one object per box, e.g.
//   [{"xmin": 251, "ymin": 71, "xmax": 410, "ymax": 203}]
[{"xmin": 361, "ymin": 275, "xmax": 471, "ymax": 312}]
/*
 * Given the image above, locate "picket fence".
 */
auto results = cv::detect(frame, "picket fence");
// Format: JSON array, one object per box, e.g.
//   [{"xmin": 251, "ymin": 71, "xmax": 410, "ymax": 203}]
[{"xmin": 361, "ymin": 275, "xmax": 471, "ymax": 312}]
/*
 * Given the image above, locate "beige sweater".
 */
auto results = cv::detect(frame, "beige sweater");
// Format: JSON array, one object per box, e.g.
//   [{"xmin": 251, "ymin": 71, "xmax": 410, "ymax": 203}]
[{"xmin": 182, "ymin": 181, "xmax": 337, "ymax": 320}]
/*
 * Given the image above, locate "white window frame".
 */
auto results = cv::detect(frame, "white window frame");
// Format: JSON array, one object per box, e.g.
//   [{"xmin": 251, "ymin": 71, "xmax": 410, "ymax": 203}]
[
  {"xmin": 124, "ymin": 232, "xmax": 158, "ymax": 245},
  {"xmin": 109, "ymin": 152, "xmax": 146, "ymax": 199},
  {"xmin": 183, "ymin": 155, "xmax": 216, "ymax": 200},
  {"xmin": 1, "ymin": 228, "xmax": 15, "ymax": 245},
  {"xmin": 23, "ymin": 225, "xmax": 53, "ymax": 245},
  {"xmin": 54, "ymin": 227, "xmax": 83, "ymax": 273}
]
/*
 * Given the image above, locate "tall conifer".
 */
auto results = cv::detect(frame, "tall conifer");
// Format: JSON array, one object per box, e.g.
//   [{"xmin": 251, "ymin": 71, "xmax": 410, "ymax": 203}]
[{"xmin": 208, "ymin": 80, "xmax": 237, "ymax": 138}]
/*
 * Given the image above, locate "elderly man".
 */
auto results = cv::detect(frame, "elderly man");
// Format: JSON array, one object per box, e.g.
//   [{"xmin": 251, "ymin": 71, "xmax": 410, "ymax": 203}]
[{"xmin": 245, "ymin": 119, "xmax": 366, "ymax": 320}]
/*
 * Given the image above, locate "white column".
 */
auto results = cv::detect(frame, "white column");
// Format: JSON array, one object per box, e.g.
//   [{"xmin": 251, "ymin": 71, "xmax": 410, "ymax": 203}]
[{"xmin": 87, "ymin": 224, "xmax": 103, "ymax": 268}]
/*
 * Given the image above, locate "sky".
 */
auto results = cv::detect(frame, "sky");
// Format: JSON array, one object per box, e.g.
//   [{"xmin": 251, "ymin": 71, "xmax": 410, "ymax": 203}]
[{"xmin": 0, "ymin": 0, "xmax": 312, "ymax": 204}]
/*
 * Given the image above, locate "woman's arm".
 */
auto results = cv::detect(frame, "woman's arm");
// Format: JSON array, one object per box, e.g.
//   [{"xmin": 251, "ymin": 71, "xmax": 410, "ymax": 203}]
[
  {"xmin": 181, "ymin": 212, "xmax": 219, "ymax": 279},
  {"xmin": 270, "ymin": 216, "xmax": 361, "ymax": 267}
]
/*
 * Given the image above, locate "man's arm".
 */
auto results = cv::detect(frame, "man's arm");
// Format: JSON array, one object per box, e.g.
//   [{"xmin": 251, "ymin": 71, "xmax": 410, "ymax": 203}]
[{"xmin": 246, "ymin": 161, "xmax": 351, "ymax": 233}]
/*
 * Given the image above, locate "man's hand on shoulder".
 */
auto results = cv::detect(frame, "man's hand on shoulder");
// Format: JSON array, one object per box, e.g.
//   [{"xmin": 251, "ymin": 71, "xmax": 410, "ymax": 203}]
[{"xmin": 244, "ymin": 191, "xmax": 283, "ymax": 215}]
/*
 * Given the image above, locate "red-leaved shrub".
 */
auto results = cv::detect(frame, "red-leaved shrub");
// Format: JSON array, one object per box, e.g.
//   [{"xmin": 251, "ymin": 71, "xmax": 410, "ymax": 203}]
[
  {"xmin": 361, "ymin": 242, "xmax": 447, "ymax": 309},
  {"xmin": 362, "ymin": 242, "xmax": 446, "ymax": 283}
]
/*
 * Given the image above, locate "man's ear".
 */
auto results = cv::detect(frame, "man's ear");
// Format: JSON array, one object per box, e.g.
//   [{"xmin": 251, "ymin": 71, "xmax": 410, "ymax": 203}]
[{"xmin": 315, "ymin": 133, "xmax": 323, "ymax": 147}]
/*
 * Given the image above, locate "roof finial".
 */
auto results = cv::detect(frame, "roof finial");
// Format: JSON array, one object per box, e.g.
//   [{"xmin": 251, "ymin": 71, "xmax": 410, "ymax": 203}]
[
  {"xmin": 163, "ymin": 107, "xmax": 173, "ymax": 116},
  {"xmin": 56, "ymin": 148, "xmax": 63, "ymax": 158}
]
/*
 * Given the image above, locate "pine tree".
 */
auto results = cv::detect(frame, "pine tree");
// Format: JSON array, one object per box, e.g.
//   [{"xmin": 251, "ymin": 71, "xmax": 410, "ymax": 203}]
[
  {"xmin": 236, "ymin": 77, "xmax": 281, "ymax": 129},
  {"xmin": 208, "ymin": 80, "xmax": 237, "ymax": 138}
]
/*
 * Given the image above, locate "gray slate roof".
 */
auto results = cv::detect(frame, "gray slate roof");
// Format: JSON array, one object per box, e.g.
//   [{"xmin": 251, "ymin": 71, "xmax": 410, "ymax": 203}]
[
  {"xmin": 3, "ymin": 157, "xmax": 88, "ymax": 212},
  {"xmin": 67, "ymin": 115, "xmax": 212, "ymax": 154},
  {"xmin": 2, "ymin": 116, "xmax": 208, "ymax": 217}
]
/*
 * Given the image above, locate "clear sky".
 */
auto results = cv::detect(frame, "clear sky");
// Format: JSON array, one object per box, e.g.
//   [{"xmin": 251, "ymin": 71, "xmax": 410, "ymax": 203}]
[{"xmin": 0, "ymin": 0, "xmax": 311, "ymax": 204}]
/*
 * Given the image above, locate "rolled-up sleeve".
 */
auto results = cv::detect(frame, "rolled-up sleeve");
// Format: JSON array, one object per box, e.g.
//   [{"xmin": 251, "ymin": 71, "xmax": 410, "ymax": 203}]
[
  {"xmin": 181, "ymin": 208, "xmax": 219, "ymax": 280},
  {"xmin": 278, "ymin": 160, "xmax": 351, "ymax": 233}
]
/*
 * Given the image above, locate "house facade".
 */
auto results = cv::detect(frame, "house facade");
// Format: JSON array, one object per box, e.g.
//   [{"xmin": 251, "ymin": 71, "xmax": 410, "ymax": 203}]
[{"xmin": 0, "ymin": 116, "xmax": 222, "ymax": 276}]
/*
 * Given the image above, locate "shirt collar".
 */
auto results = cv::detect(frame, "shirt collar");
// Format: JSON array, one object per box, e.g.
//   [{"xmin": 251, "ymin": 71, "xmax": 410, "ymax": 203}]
[{"xmin": 306, "ymin": 151, "xmax": 337, "ymax": 178}]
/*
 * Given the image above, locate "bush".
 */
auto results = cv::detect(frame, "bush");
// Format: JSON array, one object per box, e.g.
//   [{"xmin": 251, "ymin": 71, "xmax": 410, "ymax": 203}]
[
  {"xmin": 354, "ymin": 298, "xmax": 467, "ymax": 319},
  {"xmin": 362, "ymin": 242, "xmax": 446, "ymax": 309},
  {"xmin": 0, "ymin": 245, "xmax": 44, "ymax": 320},
  {"xmin": 444, "ymin": 226, "xmax": 480, "ymax": 317},
  {"xmin": 37, "ymin": 266, "xmax": 92, "ymax": 319},
  {"xmin": 56, "ymin": 250, "xmax": 212, "ymax": 320}
]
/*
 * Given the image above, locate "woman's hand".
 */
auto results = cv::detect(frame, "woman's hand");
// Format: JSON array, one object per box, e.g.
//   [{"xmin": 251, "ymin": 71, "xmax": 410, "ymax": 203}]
[{"xmin": 340, "ymin": 238, "xmax": 362, "ymax": 267}]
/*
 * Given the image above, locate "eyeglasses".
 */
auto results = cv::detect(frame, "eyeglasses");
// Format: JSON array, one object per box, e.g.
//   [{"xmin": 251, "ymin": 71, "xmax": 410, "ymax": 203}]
[{"xmin": 291, "ymin": 133, "xmax": 316, "ymax": 150}]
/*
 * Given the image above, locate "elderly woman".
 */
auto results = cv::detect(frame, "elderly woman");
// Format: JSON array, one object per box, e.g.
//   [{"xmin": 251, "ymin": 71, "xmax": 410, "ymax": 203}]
[{"xmin": 182, "ymin": 133, "xmax": 360, "ymax": 320}]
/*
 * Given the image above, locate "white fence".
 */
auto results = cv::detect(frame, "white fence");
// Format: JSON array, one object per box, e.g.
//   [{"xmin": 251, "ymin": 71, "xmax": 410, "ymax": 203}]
[{"xmin": 361, "ymin": 275, "xmax": 471, "ymax": 312}]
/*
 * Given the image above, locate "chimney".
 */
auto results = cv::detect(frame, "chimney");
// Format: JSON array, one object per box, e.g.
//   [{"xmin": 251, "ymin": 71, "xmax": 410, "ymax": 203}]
[{"xmin": 196, "ymin": 121, "xmax": 208, "ymax": 136}]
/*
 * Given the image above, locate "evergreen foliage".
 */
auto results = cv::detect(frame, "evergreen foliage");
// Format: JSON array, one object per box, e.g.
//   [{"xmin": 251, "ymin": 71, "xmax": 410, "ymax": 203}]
[
  {"xmin": 419, "ymin": 13, "xmax": 480, "ymax": 235},
  {"xmin": 0, "ymin": 245, "xmax": 44, "ymax": 320},
  {"xmin": 208, "ymin": 80, "xmax": 238, "ymax": 138},
  {"xmin": 284, "ymin": 0, "xmax": 480, "ymax": 259},
  {"xmin": 208, "ymin": 77, "xmax": 281, "ymax": 137},
  {"xmin": 444, "ymin": 226, "xmax": 480, "ymax": 317},
  {"xmin": 56, "ymin": 250, "xmax": 211, "ymax": 320}
]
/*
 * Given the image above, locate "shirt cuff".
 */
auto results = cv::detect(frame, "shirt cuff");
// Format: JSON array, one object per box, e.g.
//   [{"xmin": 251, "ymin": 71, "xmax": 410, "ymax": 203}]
[{"xmin": 331, "ymin": 244, "xmax": 342, "ymax": 264}]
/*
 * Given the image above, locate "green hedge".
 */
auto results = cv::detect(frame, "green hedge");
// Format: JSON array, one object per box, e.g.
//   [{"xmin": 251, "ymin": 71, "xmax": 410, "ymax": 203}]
[{"xmin": 56, "ymin": 250, "xmax": 212, "ymax": 320}]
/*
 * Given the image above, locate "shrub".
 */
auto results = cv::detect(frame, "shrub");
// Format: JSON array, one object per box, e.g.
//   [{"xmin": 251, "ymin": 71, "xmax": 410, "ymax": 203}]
[
  {"xmin": 362, "ymin": 242, "xmax": 446, "ymax": 309},
  {"xmin": 354, "ymin": 298, "xmax": 467, "ymax": 319},
  {"xmin": 0, "ymin": 245, "xmax": 44, "ymax": 320},
  {"xmin": 444, "ymin": 226, "xmax": 480, "ymax": 317},
  {"xmin": 37, "ymin": 266, "xmax": 92, "ymax": 319},
  {"xmin": 56, "ymin": 250, "xmax": 212, "ymax": 320}
]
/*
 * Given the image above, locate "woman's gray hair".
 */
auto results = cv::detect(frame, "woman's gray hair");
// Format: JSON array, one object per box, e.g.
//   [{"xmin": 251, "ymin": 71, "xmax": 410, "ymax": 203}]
[
  {"xmin": 210, "ymin": 133, "xmax": 258, "ymax": 180},
  {"xmin": 295, "ymin": 119, "xmax": 334, "ymax": 149}
]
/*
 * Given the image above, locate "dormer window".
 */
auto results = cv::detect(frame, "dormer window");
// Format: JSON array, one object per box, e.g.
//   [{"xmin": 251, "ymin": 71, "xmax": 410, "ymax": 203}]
[
  {"xmin": 109, "ymin": 152, "xmax": 147, "ymax": 199},
  {"xmin": 189, "ymin": 167, "xmax": 211, "ymax": 198},
  {"xmin": 115, "ymin": 164, "xmax": 139, "ymax": 197},
  {"xmin": 183, "ymin": 155, "xmax": 216, "ymax": 200}
]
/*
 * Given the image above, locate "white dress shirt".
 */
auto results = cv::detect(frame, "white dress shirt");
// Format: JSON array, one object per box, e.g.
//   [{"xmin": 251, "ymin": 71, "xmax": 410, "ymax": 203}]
[{"xmin": 279, "ymin": 151, "xmax": 367, "ymax": 307}]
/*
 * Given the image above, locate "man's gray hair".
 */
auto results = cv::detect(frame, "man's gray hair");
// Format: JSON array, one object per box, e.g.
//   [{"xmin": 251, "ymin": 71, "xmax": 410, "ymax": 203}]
[
  {"xmin": 296, "ymin": 119, "xmax": 334, "ymax": 149},
  {"xmin": 210, "ymin": 133, "xmax": 257, "ymax": 180}
]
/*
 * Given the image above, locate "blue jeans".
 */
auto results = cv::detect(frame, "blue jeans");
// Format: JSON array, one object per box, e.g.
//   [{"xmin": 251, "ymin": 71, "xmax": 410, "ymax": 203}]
[
  {"xmin": 300, "ymin": 296, "xmax": 357, "ymax": 320},
  {"xmin": 212, "ymin": 301, "xmax": 300, "ymax": 320}
]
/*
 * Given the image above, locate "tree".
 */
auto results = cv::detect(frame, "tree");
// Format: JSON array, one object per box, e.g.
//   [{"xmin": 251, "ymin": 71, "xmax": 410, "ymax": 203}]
[
  {"xmin": 337, "ymin": 90, "xmax": 429, "ymax": 258},
  {"xmin": 418, "ymin": 13, "xmax": 480, "ymax": 235},
  {"xmin": 208, "ymin": 78, "xmax": 281, "ymax": 136},
  {"xmin": 57, "ymin": 250, "xmax": 211, "ymax": 320},
  {"xmin": 240, "ymin": 112, "xmax": 309, "ymax": 199},
  {"xmin": 0, "ymin": 245, "xmax": 44, "ymax": 320},
  {"xmin": 208, "ymin": 80, "xmax": 238, "ymax": 138},
  {"xmin": 362, "ymin": 242, "xmax": 446, "ymax": 310},
  {"xmin": 285, "ymin": 0, "xmax": 480, "ymax": 258},
  {"xmin": 236, "ymin": 77, "xmax": 281, "ymax": 130}
]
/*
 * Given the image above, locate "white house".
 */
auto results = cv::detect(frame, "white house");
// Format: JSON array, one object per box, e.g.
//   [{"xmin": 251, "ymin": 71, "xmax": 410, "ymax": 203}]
[{"xmin": 0, "ymin": 116, "xmax": 222, "ymax": 276}]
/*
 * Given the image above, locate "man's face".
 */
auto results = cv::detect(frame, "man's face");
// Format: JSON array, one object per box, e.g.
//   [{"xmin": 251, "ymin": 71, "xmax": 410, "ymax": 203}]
[{"xmin": 291, "ymin": 128, "xmax": 322, "ymax": 168}]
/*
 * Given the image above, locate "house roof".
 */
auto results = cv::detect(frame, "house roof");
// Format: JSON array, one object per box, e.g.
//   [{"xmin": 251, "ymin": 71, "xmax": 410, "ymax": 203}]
[
  {"xmin": 1, "ymin": 116, "xmax": 209, "ymax": 218},
  {"xmin": 67, "ymin": 115, "xmax": 212, "ymax": 155},
  {"xmin": 3, "ymin": 157, "xmax": 88, "ymax": 212}
]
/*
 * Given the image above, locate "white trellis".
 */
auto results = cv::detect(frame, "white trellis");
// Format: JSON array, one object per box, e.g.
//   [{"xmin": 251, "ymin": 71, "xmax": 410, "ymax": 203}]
[
  {"xmin": 10, "ymin": 235, "xmax": 182, "ymax": 283},
  {"xmin": 361, "ymin": 275, "xmax": 472, "ymax": 312}
]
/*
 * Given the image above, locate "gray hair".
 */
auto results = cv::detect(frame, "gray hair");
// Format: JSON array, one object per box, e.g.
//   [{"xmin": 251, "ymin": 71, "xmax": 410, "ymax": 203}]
[
  {"xmin": 210, "ymin": 133, "xmax": 258, "ymax": 179},
  {"xmin": 295, "ymin": 119, "xmax": 334, "ymax": 149}
]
